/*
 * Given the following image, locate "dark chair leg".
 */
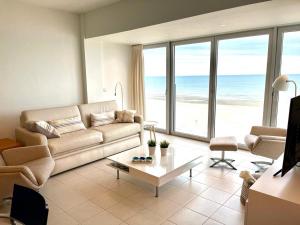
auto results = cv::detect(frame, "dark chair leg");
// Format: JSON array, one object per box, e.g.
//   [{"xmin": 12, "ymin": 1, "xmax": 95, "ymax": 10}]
[
  {"xmin": 224, "ymin": 160, "xmax": 237, "ymax": 170},
  {"xmin": 210, "ymin": 151, "xmax": 237, "ymax": 170},
  {"xmin": 210, "ymin": 159, "xmax": 222, "ymax": 168},
  {"xmin": 251, "ymin": 160, "xmax": 274, "ymax": 173}
]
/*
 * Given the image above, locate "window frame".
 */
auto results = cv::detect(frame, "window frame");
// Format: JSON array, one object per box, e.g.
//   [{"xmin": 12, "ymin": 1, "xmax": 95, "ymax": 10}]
[
  {"xmin": 170, "ymin": 37, "xmax": 214, "ymax": 141},
  {"xmin": 213, "ymin": 29, "xmax": 274, "ymax": 141},
  {"xmin": 270, "ymin": 25, "xmax": 300, "ymax": 127},
  {"xmin": 143, "ymin": 42, "xmax": 170, "ymax": 133}
]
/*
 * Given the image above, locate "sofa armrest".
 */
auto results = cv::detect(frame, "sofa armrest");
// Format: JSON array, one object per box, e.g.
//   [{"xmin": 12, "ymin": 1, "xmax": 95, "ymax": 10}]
[
  {"xmin": 134, "ymin": 114, "xmax": 143, "ymax": 124},
  {"xmin": 244, "ymin": 134, "xmax": 259, "ymax": 150},
  {"xmin": 134, "ymin": 114, "xmax": 144, "ymax": 144},
  {"xmin": 250, "ymin": 126, "xmax": 287, "ymax": 137},
  {"xmin": 0, "ymin": 165, "xmax": 39, "ymax": 200},
  {"xmin": 2, "ymin": 145, "xmax": 51, "ymax": 166},
  {"xmin": 258, "ymin": 135, "xmax": 286, "ymax": 142},
  {"xmin": 253, "ymin": 135, "xmax": 286, "ymax": 150},
  {"xmin": 0, "ymin": 165, "xmax": 38, "ymax": 185},
  {"xmin": 15, "ymin": 127, "xmax": 48, "ymax": 146}
]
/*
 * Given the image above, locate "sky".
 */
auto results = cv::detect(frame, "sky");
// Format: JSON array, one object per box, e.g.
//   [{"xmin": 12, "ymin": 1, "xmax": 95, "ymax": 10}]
[{"xmin": 144, "ymin": 32, "xmax": 300, "ymax": 76}]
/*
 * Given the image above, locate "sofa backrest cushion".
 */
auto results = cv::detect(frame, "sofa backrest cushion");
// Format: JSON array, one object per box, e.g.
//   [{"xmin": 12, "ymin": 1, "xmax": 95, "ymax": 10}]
[
  {"xmin": 20, "ymin": 106, "xmax": 81, "ymax": 128},
  {"xmin": 78, "ymin": 100, "xmax": 118, "ymax": 128}
]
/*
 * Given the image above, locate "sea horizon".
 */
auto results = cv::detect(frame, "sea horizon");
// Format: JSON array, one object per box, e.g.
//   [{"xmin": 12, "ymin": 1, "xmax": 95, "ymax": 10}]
[{"xmin": 144, "ymin": 74, "xmax": 300, "ymax": 105}]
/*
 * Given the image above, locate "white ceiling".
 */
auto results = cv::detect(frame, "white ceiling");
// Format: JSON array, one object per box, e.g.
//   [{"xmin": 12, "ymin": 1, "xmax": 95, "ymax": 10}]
[
  {"xmin": 18, "ymin": 0, "xmax": 121, "ymax": 13},
  {"xmin": 93, "ymin": 0, "xmax": 300, "ymax": 45}
]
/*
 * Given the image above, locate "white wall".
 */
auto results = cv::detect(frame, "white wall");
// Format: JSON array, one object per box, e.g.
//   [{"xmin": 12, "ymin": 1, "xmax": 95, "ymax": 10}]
[
  {"xmin": 84, "ymin": 38, "xmax": 103, "ymax": 103},
  {"xmin": 84, "ymin": 39, "xmax": 132, "ymax": 109},
  {"xmin": 83, "ymin": 0, "xmax": 269, "ymax": 38},
  {"xmin": 0, "ymin": 0, "xmax": 83, "ymax": 138}
]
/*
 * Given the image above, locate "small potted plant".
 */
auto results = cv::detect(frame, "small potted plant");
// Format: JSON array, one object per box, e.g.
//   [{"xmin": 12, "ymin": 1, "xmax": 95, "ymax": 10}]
[
  {"xmin": 160, "ymin": 140, "xmax": 169, "ymax": 156},
  {"xmin": 147, "ymin": 139, "xmax": 156, "ymax": 155}
]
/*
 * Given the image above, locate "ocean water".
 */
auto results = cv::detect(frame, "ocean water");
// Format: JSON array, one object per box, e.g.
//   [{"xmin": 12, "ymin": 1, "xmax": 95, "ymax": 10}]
[{"xmin": 145, "ymin": 75, "xmax": 300, "ymax": 103}]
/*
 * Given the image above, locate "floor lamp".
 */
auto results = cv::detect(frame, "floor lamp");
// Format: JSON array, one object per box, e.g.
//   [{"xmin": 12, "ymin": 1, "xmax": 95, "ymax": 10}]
[
  {"xmin": 272, "ymin": 75, "xmax": 299, "ymax": 169},
  {"xmin": 272, "ymin": 74, "xmax": 297, "ymax": 97},
  {"xmin": 114, "ymin": 82, "xmax": 124, "ymax": 110}
]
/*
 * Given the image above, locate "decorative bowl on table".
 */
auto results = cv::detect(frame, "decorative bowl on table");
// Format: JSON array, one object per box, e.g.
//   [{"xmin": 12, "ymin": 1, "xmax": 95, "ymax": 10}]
[{"xmin": 132, "ymin": 156, "xmax": 153, "ymax": 163}]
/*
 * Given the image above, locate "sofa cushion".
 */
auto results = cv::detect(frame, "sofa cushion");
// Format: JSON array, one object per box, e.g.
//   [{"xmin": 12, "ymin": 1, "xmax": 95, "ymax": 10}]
[
  {"xmin": 115, "ymin": 110, "xmax": 136, "ymax": 123},
  {"xmin": 210, "ymin": 136, "xmax": 238, "ymax": 151},
  {"xmin": 49, "ymin": 116, "xmax": 86, "ymax": 135},
  {"xmin": 91, "ymin": 111, "xmax": 115, "ymax": 127},
  {"xmin": 48, "ymin": 129, "xmax": 103, "ymax": 155},
  {"xmin": 25, "ymin": 121, "xmax": 60, "ymax": 138},
  {"xmin": 23, "ymin": 157, "xmax": 55, "ymax": 185},
  {"xmin": 92, "ymin": 123, "xmax": 140, "ymax": 143},
  {"xmin": 78, "ymin": 101, "xmax": 118, "ymax": 128},
  {"xmin": 20, "ymin": 105, "xmax": 81, "ymax": 128}
]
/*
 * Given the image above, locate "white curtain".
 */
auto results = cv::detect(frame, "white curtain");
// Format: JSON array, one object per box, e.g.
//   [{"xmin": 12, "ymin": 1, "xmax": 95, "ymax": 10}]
[{"xmin": 132, "ymin": 45, "xmax": 145, "ymax": 116}]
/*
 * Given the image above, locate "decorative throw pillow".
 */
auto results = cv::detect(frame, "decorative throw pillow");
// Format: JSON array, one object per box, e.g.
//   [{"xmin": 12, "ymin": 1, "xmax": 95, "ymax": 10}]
[
  {"xmin": 48, "ymin": 116, "xmax": 86, "ymax": 135},
  {"xmin": 24, "ymin": 121, "xmax": 37, "ymax": 132},
  {"xmin": 91, "ymin": 111, "xmax": 115, "ymax": 127},
  {"xmin": 25, "ymin": 121, "xmax": 60, "ymax": 139},
  {"xmin": 115, "ymin": 110, "xmax": 136, "ymax": 123}
]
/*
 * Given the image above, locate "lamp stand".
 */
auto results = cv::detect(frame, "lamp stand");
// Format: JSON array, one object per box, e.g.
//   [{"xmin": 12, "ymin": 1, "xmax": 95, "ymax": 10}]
[{"xmin": 287, "ymin": 80, "xmax": 297, "ymax": 97}]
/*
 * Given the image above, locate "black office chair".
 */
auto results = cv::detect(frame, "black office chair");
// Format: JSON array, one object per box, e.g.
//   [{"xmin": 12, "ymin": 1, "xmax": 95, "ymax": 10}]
[{"xmin": 0, "ymin": 184, "xmax": 49, "ymax": 225}]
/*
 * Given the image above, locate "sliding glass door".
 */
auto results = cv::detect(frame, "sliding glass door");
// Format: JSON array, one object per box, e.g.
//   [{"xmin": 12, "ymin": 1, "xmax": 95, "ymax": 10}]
[
  {"xmin": 173, "ymin": 41, "xmax": 211, "ymax": 138},
  {"xmin": 276, "ymin": 30, "xmax": 300, "ymax": 128},
  {"xmin": 143, "ymin": 45, "xmax": 168, "ymax": 130},
  {"xmin": 142, "ymin": 28, "xmax": 298, "ymax": 144},
  {"xmin": 215, "ymin": 34, "xmax": 270, "ymax": 142}
]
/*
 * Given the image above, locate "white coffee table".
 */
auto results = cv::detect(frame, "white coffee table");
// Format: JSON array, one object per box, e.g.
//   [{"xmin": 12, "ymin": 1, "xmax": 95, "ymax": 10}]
[{"xmin": 107, "ymin": 145, "xmax": 203, "ymax": 197}]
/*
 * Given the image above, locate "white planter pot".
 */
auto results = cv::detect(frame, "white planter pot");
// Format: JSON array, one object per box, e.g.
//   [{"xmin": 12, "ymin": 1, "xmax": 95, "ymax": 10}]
[
  {"xmin": 160, "ymin": 147, "xmax": 168, "ymax": 156},
  {"xmin": 148, "ymin": 146, "xmax": 156, "ymax": 155}
]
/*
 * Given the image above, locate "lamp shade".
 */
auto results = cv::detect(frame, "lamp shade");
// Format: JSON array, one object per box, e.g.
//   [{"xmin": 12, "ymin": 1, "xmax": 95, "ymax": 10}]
[{"xmin": 272, "ymin": 75, "xmax": 289, "ymax": 91}]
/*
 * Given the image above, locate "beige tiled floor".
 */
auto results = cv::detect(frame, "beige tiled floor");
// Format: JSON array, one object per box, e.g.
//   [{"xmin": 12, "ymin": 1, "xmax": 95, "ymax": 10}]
[{"xmin": 0, "ymin": 132, "xmax": 269, "ymax": 225}]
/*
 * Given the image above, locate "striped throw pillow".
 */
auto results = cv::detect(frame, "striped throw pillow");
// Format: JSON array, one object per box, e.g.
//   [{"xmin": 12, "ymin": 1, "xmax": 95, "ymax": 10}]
[
  {"xmin": 25, "ymin": 121, "xmax": 60, "ymax": 139},
  {"xmin": 49, "ymin": 116, "xmax": 86, "ymax": 135},
  {"xmin": 91, "ymin": 111, "xmax": 115, "ymax": 127}
]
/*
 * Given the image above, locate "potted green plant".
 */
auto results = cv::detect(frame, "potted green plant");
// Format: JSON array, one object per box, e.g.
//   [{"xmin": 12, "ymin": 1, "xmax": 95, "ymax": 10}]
[
  {"xmin": 147, "ymin": 139, "xmax": 156, "ymax": 155},
  {"xmin": 160, "ymin": 140, "xmax": 169, "ymax": 156}
]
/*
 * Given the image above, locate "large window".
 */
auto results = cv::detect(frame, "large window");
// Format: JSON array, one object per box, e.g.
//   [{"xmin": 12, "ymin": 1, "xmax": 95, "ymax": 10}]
[
  {"xmin": 215, "ymin": 35, "xmax": 270, "ymax": 142},
  {"xmin": 277, "ymin": 31, "xmax": 300, "ymax": 128},
  {"xmin": 143, "ymin": 46, "xmax": 167, "ymax": 130},
  {"xmin": 143, "ymin": 26, "xmax": 300, "ymax": 144},
  {"xmin": 174, "ymin": 41, "xmax": 211, "ymax": 137}
]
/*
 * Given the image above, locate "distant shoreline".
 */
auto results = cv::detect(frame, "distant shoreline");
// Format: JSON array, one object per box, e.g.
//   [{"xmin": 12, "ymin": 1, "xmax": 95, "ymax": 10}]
[
  {"xmin": 144, "ymin": 74, "xmax": 300, "ymax": 106},
  {"xmin": 147, "ymin": 95, "xmax": 263, "ymax": 106}
]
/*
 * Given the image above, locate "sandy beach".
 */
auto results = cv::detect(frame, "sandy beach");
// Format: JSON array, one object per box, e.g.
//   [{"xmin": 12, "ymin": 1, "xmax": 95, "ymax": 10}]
[{"xmin": 145, "ymin": 98, "xmax": 263, "ymax": 142}]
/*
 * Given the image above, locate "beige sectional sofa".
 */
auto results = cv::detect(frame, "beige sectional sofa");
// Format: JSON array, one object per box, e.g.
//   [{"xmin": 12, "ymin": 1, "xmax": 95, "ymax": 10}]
[{"xmin": 15, "ymin": 100, "xmax": 143, "ymax": 175}]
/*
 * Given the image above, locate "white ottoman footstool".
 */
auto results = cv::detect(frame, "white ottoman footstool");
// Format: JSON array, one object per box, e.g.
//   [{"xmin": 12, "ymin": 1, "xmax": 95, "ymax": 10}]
[{"xmin": 209, "ymin": 136, "xmax": 238, "ymax": 170}]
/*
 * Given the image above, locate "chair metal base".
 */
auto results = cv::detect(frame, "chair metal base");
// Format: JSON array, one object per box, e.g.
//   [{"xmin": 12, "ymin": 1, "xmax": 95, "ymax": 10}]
[
  {"xmin": 210, "ymin": 158, "xmax": 237, "ymax": 170},
  {"xmin": 210, "ymin": 150, "xmax": 237, "ymax": 170},
  {"xmin": 251, "ymin": 160, "xmax": 274, "ymax": 173}
]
